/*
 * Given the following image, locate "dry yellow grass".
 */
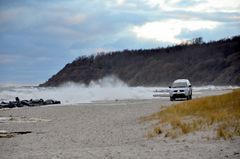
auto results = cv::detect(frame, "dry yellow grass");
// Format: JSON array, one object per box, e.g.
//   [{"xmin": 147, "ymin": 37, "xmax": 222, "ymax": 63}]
[{"xmin": 142, "ymin": 89, "xmax": 240, "ymax": 139}]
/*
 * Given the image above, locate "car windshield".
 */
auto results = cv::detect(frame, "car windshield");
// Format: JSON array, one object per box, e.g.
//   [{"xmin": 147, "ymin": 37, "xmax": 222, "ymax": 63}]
[{"xmin": 172, "ymin": 82, "xmax": 187, "ymax": 88}]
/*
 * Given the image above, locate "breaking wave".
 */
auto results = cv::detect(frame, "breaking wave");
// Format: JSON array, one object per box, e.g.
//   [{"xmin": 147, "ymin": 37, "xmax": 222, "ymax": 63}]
[
  {"xmin": 0, "ymin": 76, "xmax": 156, "ymax": 104},
  {"xmin": 0, "ymin": 76, "xmax": 238, "ymax": 105}
]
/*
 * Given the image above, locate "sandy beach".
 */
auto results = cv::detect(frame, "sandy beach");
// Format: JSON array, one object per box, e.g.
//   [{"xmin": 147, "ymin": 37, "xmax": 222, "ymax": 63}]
[{"xmin": 0, "ymin": 90, "xmax": 239, "ymax": 159}]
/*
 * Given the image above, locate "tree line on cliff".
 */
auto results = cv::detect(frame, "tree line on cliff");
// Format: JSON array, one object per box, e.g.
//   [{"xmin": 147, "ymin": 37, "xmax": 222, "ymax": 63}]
[{"xmin": 40, "ymin": 36, "xmax": 240, "ymax": 87}]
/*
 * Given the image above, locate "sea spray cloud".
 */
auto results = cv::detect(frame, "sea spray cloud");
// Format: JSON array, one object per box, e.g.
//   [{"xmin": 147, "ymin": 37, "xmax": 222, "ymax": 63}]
[
  {"xmin": 0, "ymin": 76, "xmax": 155, "ymax": 104},
  {"xmin": 88, "ymin": 75, "xmax": 128, "ymax": 88}
]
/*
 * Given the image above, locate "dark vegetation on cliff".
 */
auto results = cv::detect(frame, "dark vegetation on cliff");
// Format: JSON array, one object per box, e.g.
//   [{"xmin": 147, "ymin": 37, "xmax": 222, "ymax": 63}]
[{"xmin": 40, "ymin": 36, "xmax": 240, "ymax": 87}]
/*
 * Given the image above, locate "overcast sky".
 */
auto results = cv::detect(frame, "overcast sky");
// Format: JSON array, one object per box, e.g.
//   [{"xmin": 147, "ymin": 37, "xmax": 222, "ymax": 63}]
[{"xmin": 0, "ymin": 0, "xmax": 239, "ymax": 84}]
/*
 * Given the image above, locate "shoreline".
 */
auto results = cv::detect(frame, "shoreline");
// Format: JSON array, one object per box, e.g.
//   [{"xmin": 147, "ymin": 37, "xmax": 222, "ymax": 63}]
[{"xmin": 0, "ymin": 89, "xmax": 239, "ymax": 159}]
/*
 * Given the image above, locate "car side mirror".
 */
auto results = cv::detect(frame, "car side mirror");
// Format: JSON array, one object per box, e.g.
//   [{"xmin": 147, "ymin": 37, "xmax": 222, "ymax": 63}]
[
  {"xmin": 189, "ymin": 85, "xmax": 191, "ymax": 87},
  {"xmin": 169, "ymin": 86, "xmax": 171, "ymax": 88}
]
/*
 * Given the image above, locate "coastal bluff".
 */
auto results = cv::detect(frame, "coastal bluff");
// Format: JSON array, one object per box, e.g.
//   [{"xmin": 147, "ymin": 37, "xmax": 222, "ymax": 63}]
[{"xmin": 40, "ymin": 36, "xmax": 240, "ymax": 87}]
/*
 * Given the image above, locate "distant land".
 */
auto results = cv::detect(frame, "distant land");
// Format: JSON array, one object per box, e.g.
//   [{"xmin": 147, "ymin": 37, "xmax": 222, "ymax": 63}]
[{"xmin": 40, "ymin": 36, "xmax": 240, "ymax": 87}]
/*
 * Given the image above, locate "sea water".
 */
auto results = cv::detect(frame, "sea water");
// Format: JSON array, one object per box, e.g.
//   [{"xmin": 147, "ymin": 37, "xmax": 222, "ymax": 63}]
[{"xmin": 0, "ymin": 77, "xmax": 238, "ymax": 104}]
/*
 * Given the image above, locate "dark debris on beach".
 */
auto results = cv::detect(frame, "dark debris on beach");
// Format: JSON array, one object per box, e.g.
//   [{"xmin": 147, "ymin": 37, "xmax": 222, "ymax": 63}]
[{"xmin": 0, "ymin": 97, "xmax": 61, "ymax": 109}]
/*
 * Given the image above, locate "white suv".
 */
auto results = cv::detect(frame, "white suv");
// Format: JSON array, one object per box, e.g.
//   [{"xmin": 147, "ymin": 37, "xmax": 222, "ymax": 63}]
[{"xmin": 169, "ymin": 79, "xmax": 192, "ymax": 101}]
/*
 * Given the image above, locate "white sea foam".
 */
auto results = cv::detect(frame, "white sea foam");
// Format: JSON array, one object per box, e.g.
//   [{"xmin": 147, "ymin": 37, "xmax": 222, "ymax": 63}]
[
  {"xmin": 0, "ymin": 76, "xmax": 156, "ymax": 104},
  {"xmin": 0, "ymin": 76, "xmax": 238, "ymax": 104}
]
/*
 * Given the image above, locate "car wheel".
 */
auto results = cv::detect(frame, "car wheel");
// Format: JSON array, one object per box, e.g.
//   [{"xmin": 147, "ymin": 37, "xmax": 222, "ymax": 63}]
[
  {"xmin": 189, "ymin": 95, "xmax": 192, "ymax": 100},
  {"xmin": 170, "ymin": 97, "xmax": 175, "ymax": 101},
  {"xmin": 187, "ymin": 95, "xmax": 192, "ymax": 100}
]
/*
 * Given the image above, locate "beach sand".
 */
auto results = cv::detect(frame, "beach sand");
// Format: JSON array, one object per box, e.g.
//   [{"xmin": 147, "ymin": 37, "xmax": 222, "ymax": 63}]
[{"xmin": 0, "ymin": 90, "xmax": 239, "ymax": 159}]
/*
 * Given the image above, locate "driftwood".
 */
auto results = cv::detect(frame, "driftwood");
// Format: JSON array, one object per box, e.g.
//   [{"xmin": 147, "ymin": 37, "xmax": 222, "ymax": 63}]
[{"xmin": 0, "ymin": 130, "xmax": 32, "ymax": 138}]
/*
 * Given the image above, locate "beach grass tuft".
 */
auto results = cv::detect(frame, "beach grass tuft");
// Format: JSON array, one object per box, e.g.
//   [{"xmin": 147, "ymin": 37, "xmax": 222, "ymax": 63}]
[{"xmin": 142, "ymin": 89, "xmax": 240, "ymax": 139}]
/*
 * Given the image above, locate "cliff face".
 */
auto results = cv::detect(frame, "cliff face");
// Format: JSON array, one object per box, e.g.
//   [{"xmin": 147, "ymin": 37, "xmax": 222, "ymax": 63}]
[{"xmin": 40, "ymin": 36, "xmax": 240, "ymax": 87}]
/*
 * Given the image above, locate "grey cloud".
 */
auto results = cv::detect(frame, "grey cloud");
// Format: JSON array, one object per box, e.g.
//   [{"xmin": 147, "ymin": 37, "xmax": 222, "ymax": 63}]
[
  {"xmin": 175, "ymin": 0, "xmax": 207, "ymax": 7},
  {"xmin": 177, "ymin": 22, "xmax": 240, "ymax": 42}
]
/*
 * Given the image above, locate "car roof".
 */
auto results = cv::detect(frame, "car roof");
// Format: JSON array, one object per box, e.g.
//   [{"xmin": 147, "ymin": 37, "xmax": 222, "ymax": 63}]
[{"xmin": 173, "ymin": 79, "xmax": 190, "ymax": 84}]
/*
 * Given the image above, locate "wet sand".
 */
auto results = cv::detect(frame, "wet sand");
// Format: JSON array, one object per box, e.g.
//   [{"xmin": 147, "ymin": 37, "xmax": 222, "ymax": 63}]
[{"xmin": 0, "ymin": 90, "xmax": 239, "ymax": 159}]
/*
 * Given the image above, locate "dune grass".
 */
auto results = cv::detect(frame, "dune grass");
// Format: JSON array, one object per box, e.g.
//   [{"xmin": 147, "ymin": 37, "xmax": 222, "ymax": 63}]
[{"xmin": 141, "ymin": 89, "xmax": 240, "ymax": 139}]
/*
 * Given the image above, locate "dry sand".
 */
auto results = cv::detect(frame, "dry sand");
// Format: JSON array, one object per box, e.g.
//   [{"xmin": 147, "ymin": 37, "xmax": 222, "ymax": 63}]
[{"xmin": 0, "ymin": 90, "xmax": 239, "ymax": 159}]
